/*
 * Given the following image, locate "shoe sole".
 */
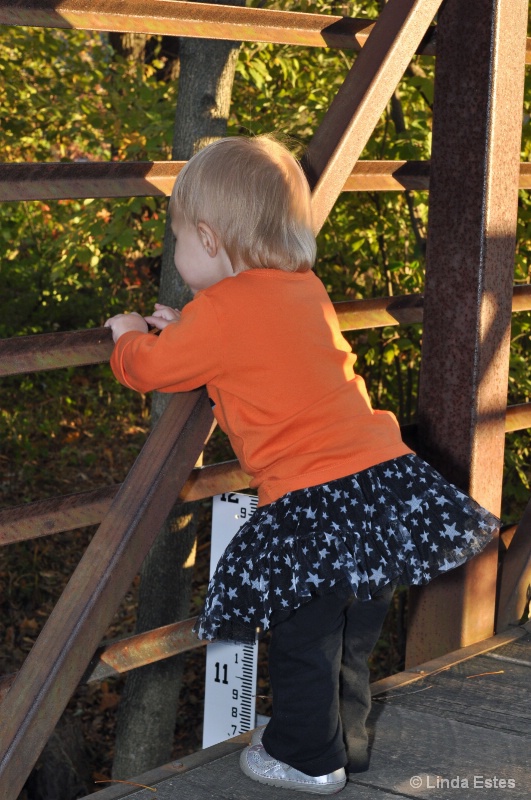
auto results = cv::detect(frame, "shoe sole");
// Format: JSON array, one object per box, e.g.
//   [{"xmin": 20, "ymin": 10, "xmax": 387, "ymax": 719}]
[{"xmin": 240, "ymin": 748, "xmax": 346, "ymax": 795}]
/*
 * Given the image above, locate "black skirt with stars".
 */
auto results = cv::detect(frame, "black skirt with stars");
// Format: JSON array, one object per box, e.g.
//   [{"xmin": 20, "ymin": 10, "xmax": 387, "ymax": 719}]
[{"xmin": 194, "ymin": 454, "xmax": 499, "ymax": 644}]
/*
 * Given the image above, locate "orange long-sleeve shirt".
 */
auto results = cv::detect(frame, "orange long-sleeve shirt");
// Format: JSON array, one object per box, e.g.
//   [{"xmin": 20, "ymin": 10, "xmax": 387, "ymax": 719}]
[{"xmin": 111, "ymin": 269, "xmax": 412, "ymax": 506}]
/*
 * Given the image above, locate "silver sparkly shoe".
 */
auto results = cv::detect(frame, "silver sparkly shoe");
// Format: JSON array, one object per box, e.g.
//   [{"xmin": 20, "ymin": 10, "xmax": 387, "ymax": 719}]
[{"xmin": 240, "ymin": 743, "xmax": 346, "ymax": 794}]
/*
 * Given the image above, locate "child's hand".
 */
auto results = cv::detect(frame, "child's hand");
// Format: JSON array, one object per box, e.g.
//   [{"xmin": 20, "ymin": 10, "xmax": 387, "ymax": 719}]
[
  {"xmin": 144, "ymin": 303, "xmax": 181, "ymax": 331},
  {"xmin": 104, "ymin": 312, "xmax": 148, "ymax": 343}
]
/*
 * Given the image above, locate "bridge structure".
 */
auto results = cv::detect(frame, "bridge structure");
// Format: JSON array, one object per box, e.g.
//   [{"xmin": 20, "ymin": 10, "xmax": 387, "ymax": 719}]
[{"xmin": 0, "ymin": 1, "xmax": 530, "ymax": 798}]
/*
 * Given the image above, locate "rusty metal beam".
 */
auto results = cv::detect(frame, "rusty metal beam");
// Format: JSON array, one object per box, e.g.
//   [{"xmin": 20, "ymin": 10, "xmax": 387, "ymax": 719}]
[
  {"xmin": 1, "ymin": 159, "xmax": 530, "ymax": 202},
  {"xmin": 0, "ymin": 1, "xmax": 436, "ymax": 54},
  {"xmin": 345, "ymin": 160, "xmax": 431, "ymax": 192},
  {"xmin": 505, "ymin": 403, "xmax": 531, "ymax": 434},
  {"xmin": 0, "ymin": 160, "xmax": 429, "ymax": 203},
  {"xmin": 0, "ymin": 161, "xmax": 182, "ymax": 202},
  {"xmin": 349, "ymin": 160, "xmax": 531, "ymax": 192},
  {"xmin": 0, "ymin": 389, "xmax": 213, "ymax": 799},
  {"xmin": 303, "ymin": 0, "xmax": 444, "ymax": 232},
  {"xmin": 2, "ymin": 160, "xmax": 531, "ymax": 203},
  {"xmin": 341, "ymin": 287, "xmax": 531, "ymax": 323},
  {"xmin": 336, "ymin": 293, "xmax": 424, "ymax": 328},
  {"xmin": 85, "ymin": 616, "xmax": 205, "ymax": 683},
  {"xmin": 0, "ymin": 297, "xmax": 428, "ymax": 377},
  {"xmin": 0, "ymin": 160, "xmax": 432, "ymax": 203},
  {"xmin": 0, "ymin": 327, "xmax": 114, "ymax": 375},
  {"xmin": 0, "ymin": 616, "xmax": 205, "ymax": 703},
  {"xmin": 4, "ymin": 286, "xmax": 530, "ymax": 378},
  {"xmin": 3, "ymin": 401, "xmax": 530, "ymax": 545},
  {"xmin": 3, "ymin": 0, "xmax": 530, "ymax": 64},
  {"xmin": 1, "ymin": 298, "xmax": 423, "ymax": 376},
  {"xmin": 405, "ymin": 0, "xmax": 528, "ymax": 668},
  {"xmin": 0, "ymin": 485, "xmax": 117, "ymax": 545},
  {"xmin": 512, "ymin": 283, "xmax": 531, "ymax": 312},
  {"xmin": 0, "ymin": 460, "xmax": 251, "ymax": 544}
]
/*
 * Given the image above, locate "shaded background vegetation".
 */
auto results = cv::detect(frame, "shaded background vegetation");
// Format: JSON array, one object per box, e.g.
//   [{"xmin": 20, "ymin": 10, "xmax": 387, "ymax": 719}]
[{"xmin": 0, "ymin": 1, "xmax": 529, "ymax": 795}]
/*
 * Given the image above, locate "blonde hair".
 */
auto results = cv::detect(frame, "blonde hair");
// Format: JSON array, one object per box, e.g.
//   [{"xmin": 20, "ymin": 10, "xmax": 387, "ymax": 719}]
[{"xmin": 170, "ymin": 135, "xmax": 316, "ymax": 272}]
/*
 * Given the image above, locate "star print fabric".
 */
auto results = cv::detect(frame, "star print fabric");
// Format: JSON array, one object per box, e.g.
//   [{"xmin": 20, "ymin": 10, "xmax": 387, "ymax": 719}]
[{"xmin": 194, "ymin": 454, "xmax": 499, "ymax": 644}]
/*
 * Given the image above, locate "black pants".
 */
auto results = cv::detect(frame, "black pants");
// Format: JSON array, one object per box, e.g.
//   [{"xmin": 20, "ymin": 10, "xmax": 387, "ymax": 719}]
[{"xmin": 262, "ymin": 585, "xmax": 394, "ymax": 777}]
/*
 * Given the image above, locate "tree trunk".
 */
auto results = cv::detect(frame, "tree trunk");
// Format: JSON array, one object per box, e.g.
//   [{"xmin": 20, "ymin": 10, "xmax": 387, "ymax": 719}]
[
  {"xmin": 108, "ymin": 32, "xmax": 148, "ymax": 62},
  {"xmin": 112, "ymin": 4, "xmax": 244, "ymax": 780},
  {"xmin": 109, "ymin": 32, "xmax": 181, "ymax": 82}
]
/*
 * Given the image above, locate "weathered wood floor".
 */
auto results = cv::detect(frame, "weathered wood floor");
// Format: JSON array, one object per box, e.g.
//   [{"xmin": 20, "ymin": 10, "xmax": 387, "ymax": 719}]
[{"xmin": 85, "ymin": 622, "xmax": 531, "ymax": 799}]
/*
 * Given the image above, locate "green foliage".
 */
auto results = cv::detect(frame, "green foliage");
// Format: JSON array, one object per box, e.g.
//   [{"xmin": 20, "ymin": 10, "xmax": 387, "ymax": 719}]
[
  {"xmin": 0, "ymin": 25, "xmax": 175, "ymax": 511},
  {"xmin": 0, "ymin": 26, "xmax": 178, "ymax": 338},
  {"xmin": 1, "ymin": 366, "xmax": 149, "ymax": 505},
  {"xmin": 0, "ymin": 27, "xmax": 176, "ymax": 163}
]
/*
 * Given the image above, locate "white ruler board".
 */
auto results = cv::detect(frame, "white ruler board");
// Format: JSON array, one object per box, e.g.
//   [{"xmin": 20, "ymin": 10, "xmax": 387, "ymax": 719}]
[{"xmin": 202, "ymin": 492, "xmax": 259, "ymax": 749}]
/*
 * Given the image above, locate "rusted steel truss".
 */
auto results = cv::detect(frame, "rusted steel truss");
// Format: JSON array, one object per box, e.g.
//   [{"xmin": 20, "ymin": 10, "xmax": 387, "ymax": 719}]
[
  {"xmin": 0, "ymin": 617, "xmax": 206, "ymax": 704},
  {"xmin": 0, "ymin": 390, "xmax": 214, "ymax": 798},
  {"xmin": 3, "ymin": 286, "xmax": 531, "ymax": 377},
  {"xmin": 0, "ymin": 460, "xmax": 251, "ymax": 545},
  {"xmin": 0, "ymin": 0, "xmax": 435, "ymax": 54},
  {"xmin": 0, "ymin": 327, "xmax": 114, "ymax": 375},
  {"xmin": 2, "ymin": 0, "xmax": 530, "ymax": 65},
  {"xmin": 406, "ymin": 0, "xmax": 528, "ymax": 667},
  {"xmin": 0, "ymin": 296, "xmax": 425, "ymax": 375},
  {"xmin": 1, "ymin": 160, "xmax": 531, "ymax": 203},
  {"xmin": 86, "ymin": 617, "xmax": 205, "ymax": 683},
  {"xmin": 2, "ymin": 160, "xmax": 530, "ymax": 203},
  {"xmin": 302, "ymin": 0, "xmax": 444, "ymax": 231},
  {"xmin": 0, "ymin": 160, "xmax": 183, "ymax": 202}
]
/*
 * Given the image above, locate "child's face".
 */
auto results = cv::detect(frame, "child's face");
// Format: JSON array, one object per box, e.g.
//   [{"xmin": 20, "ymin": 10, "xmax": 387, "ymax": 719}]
[{"xmin": 171, "ymin": 211, "xmax": 233, "ymax": 295}]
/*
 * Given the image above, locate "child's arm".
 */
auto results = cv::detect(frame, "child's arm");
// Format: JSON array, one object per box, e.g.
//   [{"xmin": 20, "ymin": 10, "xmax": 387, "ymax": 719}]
[
  {"xmin": 104, "ymin": 312, "xmax": 148, "ymax": 343},
  {"xmin": 107, "ymin": 293, "xmax": 221, "ymax": 394}
]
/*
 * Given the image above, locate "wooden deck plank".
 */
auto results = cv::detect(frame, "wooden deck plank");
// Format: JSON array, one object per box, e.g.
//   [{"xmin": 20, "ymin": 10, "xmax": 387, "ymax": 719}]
[
  {"xmin": 184, "ymin": 757, "xmax": 398, "ymax": 800},
  {"xmin": 82, "ymin": 628, "xmax": 531, "ymax": 799},
  {"xmin": 370, "ymin": 620, "xmax": 530, "ymax": 696},
  {"xmin": 79, "ymin": 734, "xmax": 409, "ymax": 799},
  {"xmin": 483, "ymin": 637, "xmax": 531, "ymax": 666},
  {"xmin": 355, "ymin": 703, "xmax": 530, "ymax": 798},
  {"xmin": 374, "ymin": 655, "xmax": 531, "ymax": 735}
]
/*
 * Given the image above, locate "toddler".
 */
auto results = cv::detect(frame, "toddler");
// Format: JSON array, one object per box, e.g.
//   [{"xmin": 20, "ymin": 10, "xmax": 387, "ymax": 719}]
[{"xmin": 105, "ymin": 135, "xmax": 499, "ymax": 795}]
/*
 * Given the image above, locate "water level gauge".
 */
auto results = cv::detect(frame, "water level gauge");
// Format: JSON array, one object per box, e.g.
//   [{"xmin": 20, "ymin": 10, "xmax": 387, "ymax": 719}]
[{"xmin": 202, "ymin": 493, "xmax": 259, "ymax": 749}]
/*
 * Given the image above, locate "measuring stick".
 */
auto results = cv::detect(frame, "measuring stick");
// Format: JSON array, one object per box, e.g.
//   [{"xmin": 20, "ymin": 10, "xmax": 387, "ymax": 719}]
[{"xmin": 202, "ymin": 492, "xmax": 259, "ymax": 749}]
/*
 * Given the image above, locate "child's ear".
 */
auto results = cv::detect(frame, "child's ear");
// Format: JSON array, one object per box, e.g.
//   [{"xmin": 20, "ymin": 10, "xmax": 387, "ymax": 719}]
[{"xmin": 197, "ymin": 222, "xmax": 218, "ymax": 257}]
